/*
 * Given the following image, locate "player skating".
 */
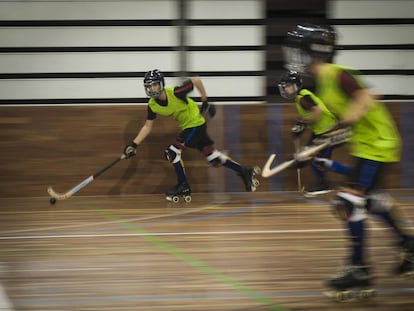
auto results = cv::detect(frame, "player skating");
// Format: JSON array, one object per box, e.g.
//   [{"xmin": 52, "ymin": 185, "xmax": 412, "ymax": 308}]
[
  {"xmin": 324, "ymin": 265, "xmax": 376, "ymax": 302},
  {"xmin": 122, "ymin": 70, "xmax": 260, "ymax": 203},
  {"xmin": 282, "ymin": 23, "xmax": 414, "ymax": 300},
  {"xmin": 278, "ymin": 71, "xmax": 352, "ymax": 196}
]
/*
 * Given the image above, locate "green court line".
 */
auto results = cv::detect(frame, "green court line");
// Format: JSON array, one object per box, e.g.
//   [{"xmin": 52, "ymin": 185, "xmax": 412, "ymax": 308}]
[{"xmin": 91, "ymin": 207, "xmax": 290, "ymax": 311}]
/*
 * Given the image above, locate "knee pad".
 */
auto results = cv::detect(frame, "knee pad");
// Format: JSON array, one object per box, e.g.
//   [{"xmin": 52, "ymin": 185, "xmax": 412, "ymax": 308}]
[
  {"xmin": 205, "ymin": 149, "xmax": 227, "ymax": 167},
  {"xmin": 366, "ymin": 192, "xmax": 394, "ymax": 212},
  {"xmin": 332, "ymin": 192, "xmax": 367, "ymax": 222},
  {"xmin": 164, "ymin": 144, "xmax": 182, "ymax": 164},
  {"xmin": 313, "ymin": 157, "xmax": 332, "ymax": 170}
]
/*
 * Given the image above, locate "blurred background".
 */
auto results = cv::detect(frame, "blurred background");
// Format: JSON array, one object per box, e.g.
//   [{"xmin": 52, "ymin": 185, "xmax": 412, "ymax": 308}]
[
  {"xmin": 0, "ymin": 0, "xmax": 413, "ymax": 197},
  {"xmin": 0, "ymin": 2, "xmax": 414, "ymax": 311}
]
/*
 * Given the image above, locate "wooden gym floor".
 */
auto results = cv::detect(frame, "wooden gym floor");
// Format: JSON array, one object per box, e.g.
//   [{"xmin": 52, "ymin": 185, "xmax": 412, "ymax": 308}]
[{"xmin": 0, "ymin": 190, "xmax": 414, "ymax": 311}]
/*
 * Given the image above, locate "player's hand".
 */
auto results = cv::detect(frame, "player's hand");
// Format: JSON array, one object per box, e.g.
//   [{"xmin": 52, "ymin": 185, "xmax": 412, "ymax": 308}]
[
  {"xmin": 201, "ymin": 100, "xmax": 216, "ymax": 118},
  {"xmin": 207, "ymin": 103, "xmax": 216, "ymax": 117},
  {"xmin": 123, "ymin": 142, "xmax": 137, "ymax": 159},
  {"xmin": 291, "ymin": 120, "xmax": 307, "ymax": 137}
]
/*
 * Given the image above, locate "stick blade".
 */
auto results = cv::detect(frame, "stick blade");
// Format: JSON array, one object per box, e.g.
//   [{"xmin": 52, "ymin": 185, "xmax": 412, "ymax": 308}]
[
  {"xmin": 262, "ymin": 153, "xmax": 298, "ymax": 178},
  {"xmin": 47, "ymin": 186, "xmax": 72, "ymax": 200},
  {"xmin": 261, "ymin": 154, "xmax": 277, "ymax": 178}
]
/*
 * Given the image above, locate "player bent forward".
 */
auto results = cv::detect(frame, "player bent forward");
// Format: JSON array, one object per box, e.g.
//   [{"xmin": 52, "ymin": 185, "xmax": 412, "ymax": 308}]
[
  {"xmin": 283, "ymin": 23, "xmax": 414, "ymax": 300},
  {"xmin": 122, "ymin": 69, "xmax": 260, "ymax": 202}
]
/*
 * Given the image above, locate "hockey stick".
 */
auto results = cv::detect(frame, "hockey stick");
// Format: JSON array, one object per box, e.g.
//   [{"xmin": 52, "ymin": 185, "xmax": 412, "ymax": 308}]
[
  {"xmin": 293, "ymin": 138, "xmax": 303, "ymax": 192},
  {"xmin": 48, "ymin": 154, "xmax": 126, "ymax": 201},
  {"xmin": 261, "ymin": 142, "xmax": 329, "ymax": 178}
]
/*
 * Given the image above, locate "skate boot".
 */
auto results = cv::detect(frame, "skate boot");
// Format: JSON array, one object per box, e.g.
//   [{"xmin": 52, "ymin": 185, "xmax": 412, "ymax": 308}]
[
  {"xmin": 324, "ymin": 265, "xmax": 376, "ymax": 302},
  {"xmin": 166, "ymin": 182, "xmax": 191, "ymax": 203},
  {"xmin": 396, "ymin": 239, "xmax": 414, "ymax": 277},
  {"xmin": 238, "ymin": 166, "xmax": 261, "ymax": 192}
]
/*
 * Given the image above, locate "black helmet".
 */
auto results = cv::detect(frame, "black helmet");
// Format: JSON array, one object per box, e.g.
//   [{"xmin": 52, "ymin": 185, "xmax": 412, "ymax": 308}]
[
  {"xmin": 143, "ymin": 69, "xmax": 165, "ymax": 98},
  {"xmin": 278, "ymin": 71, "xmax": 303, "ymax": 100},
  {"xmin": 283, "ymin": 24, "xmax": 336, "ymax": 73}
]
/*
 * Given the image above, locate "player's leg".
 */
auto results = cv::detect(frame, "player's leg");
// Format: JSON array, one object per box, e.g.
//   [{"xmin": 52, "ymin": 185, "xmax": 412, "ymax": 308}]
[
  {"xmin": 314, "ymin": 157, "xmax": 352, "ymax": 175},
  {"xmin": 164, "ymin": 141, "xmax": 191, "ymax": 199},
  {"xmin": 202, "ymin": 145, "xmax": 259, "ymax": 192},
  {"xmin": 367, "ymin": 191, "xmax": 414, "ymax": 275},
  {"xmin": 201, "ymin": 145, "xmax": 239, "ymax": 170},
  {"xmin": 192, "ymin": 124, "xmax": 259, "ymax": 192},
  {"xmin": 327, "ymin": 158, "xmax": 379, "ymax": 290},
  {"xmin": 202, "ymin": 145, "xmax": 260, "ymax": 192},
  {"xmin": 328, "ymin": 191, "xmax": 374, "ymax": 290},
  {"xmin": 305, "ymin": 146, "xmax": 333, "ymax": 196}
]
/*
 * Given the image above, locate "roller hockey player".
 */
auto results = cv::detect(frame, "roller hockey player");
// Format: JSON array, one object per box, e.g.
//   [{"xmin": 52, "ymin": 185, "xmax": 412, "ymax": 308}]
[
  {"xmin": 278, "ymin": 70, "xmax": 352, "ymax": 196},
  {"xmin": 282, "ymin": 23, "xmax": 414, "ymax": 300},
  {"xmin": 123, "ymin": 69, "xmax": 260, "ymax": 202}
]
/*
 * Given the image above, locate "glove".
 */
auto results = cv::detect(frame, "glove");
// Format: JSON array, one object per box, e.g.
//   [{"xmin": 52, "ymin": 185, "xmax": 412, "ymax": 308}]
[
  {"xmin": 123, "ymin": 142, "xmax": 137, "ymax": 159},
  {"xmin": 291, "ymin": 120, "xmax": 307, "ymax": 137},
  {"xmin": 201, "ymin": 100, "xmax": 216, "ymax": 118}
]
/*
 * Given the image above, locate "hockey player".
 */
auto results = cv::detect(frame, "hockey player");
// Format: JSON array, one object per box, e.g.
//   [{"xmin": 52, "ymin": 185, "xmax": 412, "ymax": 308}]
[
  {"xmin": 278, "ymin": 70, "xmax": 352, "ymax": 196},
  {"xmin": 283, "ymin": 23, "xmax": 414, "ymax": 297},
  {"xmin": 122, "ymin": 69, "xmax": 259, "ymax": 202}
]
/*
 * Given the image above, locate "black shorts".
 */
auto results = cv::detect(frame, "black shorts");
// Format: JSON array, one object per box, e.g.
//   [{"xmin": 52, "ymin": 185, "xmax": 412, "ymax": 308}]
[{"xmin": 176, "ymin": 123, "xmax": 214, "ymax": 151}]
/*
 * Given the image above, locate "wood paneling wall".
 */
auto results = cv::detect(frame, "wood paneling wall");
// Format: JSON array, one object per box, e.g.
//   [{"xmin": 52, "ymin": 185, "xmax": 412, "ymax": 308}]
[{"xmin": 0, "ymin": 103, "xmax": 402, "ymax": 198}]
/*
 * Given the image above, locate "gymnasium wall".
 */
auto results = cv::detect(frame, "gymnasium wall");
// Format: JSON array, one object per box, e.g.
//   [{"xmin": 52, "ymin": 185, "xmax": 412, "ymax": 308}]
[{"xmin": 0, "ymin": 0, "xmax": 265, "ymax": 104}]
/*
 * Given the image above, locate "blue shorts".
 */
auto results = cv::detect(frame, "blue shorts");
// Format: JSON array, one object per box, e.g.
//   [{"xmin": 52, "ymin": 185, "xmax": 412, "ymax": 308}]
[{"xmin": 348, "ymin": 157, "xmax": 383, "ymax": 193}]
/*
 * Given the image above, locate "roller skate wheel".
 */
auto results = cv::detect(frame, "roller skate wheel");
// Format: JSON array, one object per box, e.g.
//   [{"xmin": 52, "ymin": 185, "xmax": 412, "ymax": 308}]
[
  {"xmin": 184, "ymin": 195, "xmax": 192, "ymax": 203},
  {"xmin": 336, "ymin": 290, "xmax": 354, "ymax": 302},
  {"xmin": 253, "ymin": 178, "xmax": 260, "ymax": 187},
  {"xmin": 253, "ymin": 166, "xmax": 261, "ymax": 175},
  {"xmin": 172, "ymin": 196, "xmax": 180, "ymax": 203},
  {"xmin": 358, "ymin": 289, "xmax": 376, "ymax": 299}
]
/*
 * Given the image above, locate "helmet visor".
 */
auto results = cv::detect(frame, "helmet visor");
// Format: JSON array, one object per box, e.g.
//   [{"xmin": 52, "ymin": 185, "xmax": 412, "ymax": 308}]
[
  {"xmin": 144, "ymin": 81, "xmax": 164, "ymax": 98},
  {"xmin": 278, "ymin": 82, "xmax": 297, "ymax": 100}
]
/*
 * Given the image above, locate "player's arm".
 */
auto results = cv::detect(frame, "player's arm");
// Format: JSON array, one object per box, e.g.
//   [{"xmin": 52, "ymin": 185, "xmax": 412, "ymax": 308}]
[
  {"xmin": 132, "ymin": 106, "xmax": 156, "ymax": 145},
  {"xmin": 193, "ymin": 77, "xmax": 215, "ymax": 117},
  {"xmin": 123, "ymin": 107, "xmax": 155, "ymax": 158},
  {"xmin": 132, "ymin": 119, "xmax": 154, "ymax": 145},
  {"xmin": 174, "ymin": 77, "xmax": 208, "ymax": 102},
  {"xmin": 338, "ymin": 70, "xmax": 375, "ymax": 125},
  {"xmin": 291, "ymin": 95, "xmax": 321, "ymax": 137},
  {"xmin": 191, "ymin": 77, "xmax": 208, "ymax": 102},
  {"xmin": 174, "ymin": 77, "xmax": 214, "ymax": 117},
  {"xmin": 299, "ymin": 95, "xmax": 322, "ymax": 124}
]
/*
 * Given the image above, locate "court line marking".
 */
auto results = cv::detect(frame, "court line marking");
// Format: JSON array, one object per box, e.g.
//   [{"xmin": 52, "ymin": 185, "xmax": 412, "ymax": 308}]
[
  {"xmin": 0, "ymin": 201, "xmax": 227, "ymax": 235},
  {"xmin": 0, "ymin": 189, "xmax": 288, "ymax": 234},
  {"xmin": 1, "ymin": 190, "xmax": 412, "ymax": 235},
  {"xmin": 0, "ymin": 192, "xmax": 294, "ymax": 235},
  {"xmin": 90, "ymin": 208, "xmax": 289, "ymax": 311},
  {"xmin": 0, "ymin": 226, "xmax": 408, "ymax": 240}
]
